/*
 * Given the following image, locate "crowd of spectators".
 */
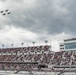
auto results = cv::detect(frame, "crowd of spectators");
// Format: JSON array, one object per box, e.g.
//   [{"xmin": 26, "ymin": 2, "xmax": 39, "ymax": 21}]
[{"xmin": 0, "ymin": 45, "xmax": 75, "ymax": 72}]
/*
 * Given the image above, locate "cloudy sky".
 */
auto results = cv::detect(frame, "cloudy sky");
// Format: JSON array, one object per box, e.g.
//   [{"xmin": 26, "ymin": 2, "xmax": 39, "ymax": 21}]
[{"xmin": 0, "ymin": 0, "xmax": 76, "ymax": 51}]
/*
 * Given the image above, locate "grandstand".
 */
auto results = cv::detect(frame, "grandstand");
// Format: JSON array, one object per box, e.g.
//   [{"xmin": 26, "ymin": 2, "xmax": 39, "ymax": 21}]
[{"xmin": 0, "ymin": 45, "xmax": 76, "ymax": 75}]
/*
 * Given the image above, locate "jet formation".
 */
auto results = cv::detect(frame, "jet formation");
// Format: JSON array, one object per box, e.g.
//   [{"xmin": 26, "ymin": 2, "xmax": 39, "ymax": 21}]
[{"xmin": 0, "ymin": 9, "xmax": 11, "ymax": 16}]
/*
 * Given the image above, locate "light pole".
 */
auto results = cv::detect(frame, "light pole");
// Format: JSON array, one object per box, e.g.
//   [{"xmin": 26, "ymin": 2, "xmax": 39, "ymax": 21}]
[
  {"xmin": 21, "ymin": 43, "xmax": 24, "ymax": 47},
  {"xmin": 2, "ymin": 44, "xmax": 4, "ymax": 48},
  {"xmin": 32, "ymin": 41, "xmax": 35, "ymax": 46},
  {"xmin": 11, "ymin": 44, "xmax": 14, "ymax": 48},
  {"xmin": 49, "ymin": 40, "xmax": 52, "ymax": 51},
  {"xmin": 45, "ymin": 40, "xmax": 48, "ymax": 45}
]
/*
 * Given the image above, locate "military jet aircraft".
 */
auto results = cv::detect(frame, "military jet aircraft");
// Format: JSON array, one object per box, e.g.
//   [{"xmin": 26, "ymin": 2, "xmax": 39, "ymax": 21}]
[
  {"xmin": 0, "ymin": 11, "xmax": 3, "ymax": 13},
  {"xmin": 5, "ymin": 9, "xmax": 9, "ymax": 12},
  {"xmin": 3, "ymin": 13, "xmax": 6, "ymax": 16},
  {"xmin": 7, "ymin": 12, "xmax": 11, "ymax": 14}
]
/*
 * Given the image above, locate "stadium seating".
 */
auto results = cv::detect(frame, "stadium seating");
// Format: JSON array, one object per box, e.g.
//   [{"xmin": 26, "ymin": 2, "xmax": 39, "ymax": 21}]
[{"xmin": 0, "ymin": 45, "xmax": 76, "ymax": 72}]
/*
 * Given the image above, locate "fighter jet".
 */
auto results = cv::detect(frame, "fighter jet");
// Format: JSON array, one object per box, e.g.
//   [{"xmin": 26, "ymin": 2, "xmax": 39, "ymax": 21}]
[
  {"xmin": 5, "ymin": 9, "xmax": 9, "ymax": 12},
  {"xmin": 3, "ymin": 13, "xmax": 6, "ymax": 16},
  {"xmin": 0, "ymin": 11, "xmax": 3, "ymax": 13},
  {"xmin": 7, "ymin": 12, "xmax": 11, "ymax": 14}
]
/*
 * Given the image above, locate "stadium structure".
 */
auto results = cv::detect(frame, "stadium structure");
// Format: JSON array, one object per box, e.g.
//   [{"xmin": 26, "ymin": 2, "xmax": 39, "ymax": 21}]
[
  {"xmin": 0, "ymin": 39, "xmax": 76, "ymax": 75},
  {"xmin": 60, "ymin": 38, "xmax": 76, "ymax": 50}
]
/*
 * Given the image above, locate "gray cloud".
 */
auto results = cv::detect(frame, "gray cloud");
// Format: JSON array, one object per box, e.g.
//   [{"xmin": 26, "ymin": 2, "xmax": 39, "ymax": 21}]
[
  {"xmin": 0, "ymin": 0, "xmax": 76, "ymax": 35},
  {"xmin": 0, "ymin": 0, "xmax": 7, "ymax": 2}
]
